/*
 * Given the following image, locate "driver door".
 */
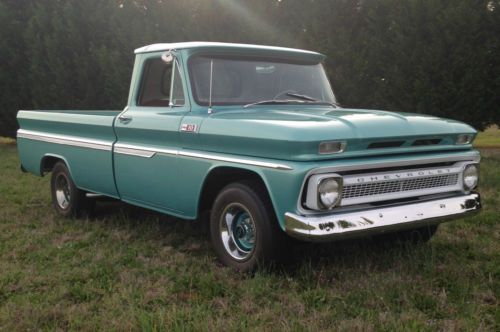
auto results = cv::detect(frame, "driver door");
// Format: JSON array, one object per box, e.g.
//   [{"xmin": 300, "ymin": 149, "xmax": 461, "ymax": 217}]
[{"xmin": 113, "ymin": 53, "xmax": 189, "ymax": 213}]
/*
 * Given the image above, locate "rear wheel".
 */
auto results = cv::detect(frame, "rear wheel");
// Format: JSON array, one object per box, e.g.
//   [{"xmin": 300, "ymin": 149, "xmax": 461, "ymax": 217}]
[
  {"xmin": 50, "ymin": 162, "xmax": 94, "ymax": 217},
  {"xmin": 210, "ymin": 181, "xmax": 288, "ymax": 271}
]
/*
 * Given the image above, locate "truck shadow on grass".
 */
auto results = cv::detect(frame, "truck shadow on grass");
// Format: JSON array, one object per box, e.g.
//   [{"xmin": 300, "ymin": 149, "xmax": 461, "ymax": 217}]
[{"xmin": 88, "ymin": 199, "xmax": 438, "ymax": 275}]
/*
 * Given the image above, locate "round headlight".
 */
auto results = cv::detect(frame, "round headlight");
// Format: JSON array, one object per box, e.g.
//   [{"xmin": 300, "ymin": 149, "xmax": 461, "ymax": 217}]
[
  {"xmin": 463, "ymin": 164, "xmax": 479, "ymax": 191},
  {"xmin": 318, "ymin": 178, "xmax": 342, "ymax": 209}
]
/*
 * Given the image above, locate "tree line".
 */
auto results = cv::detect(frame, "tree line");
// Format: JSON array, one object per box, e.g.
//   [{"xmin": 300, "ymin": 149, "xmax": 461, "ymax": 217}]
[{"xmin": 0, "ymin": 0, "xmax": 498, "ymax": 137}]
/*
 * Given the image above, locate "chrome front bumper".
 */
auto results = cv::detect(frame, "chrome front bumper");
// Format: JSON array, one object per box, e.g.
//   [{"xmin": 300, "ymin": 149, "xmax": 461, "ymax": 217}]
[{"xmin": 285, "ymin": 193, "xmax": 481, "ymax": 242}]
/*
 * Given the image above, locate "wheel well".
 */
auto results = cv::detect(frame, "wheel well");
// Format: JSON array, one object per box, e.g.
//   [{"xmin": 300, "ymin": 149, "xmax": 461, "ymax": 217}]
[
  {"xmin": 198, "ymin": 167, "xmax": 271, "ymax": 216},
  {"xmin": 40, "ymin": 156, "xmax": 64, "ymax": 175}
]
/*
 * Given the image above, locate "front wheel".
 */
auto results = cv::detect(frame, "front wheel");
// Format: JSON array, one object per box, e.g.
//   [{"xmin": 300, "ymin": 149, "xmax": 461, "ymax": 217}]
[
  {"xmin": 210, "ymin": 181, "xmax": 287, "ymax": 271},
  {"xmin": 50, "ymin": 161, "xmax": 94, "ymax": 217}
]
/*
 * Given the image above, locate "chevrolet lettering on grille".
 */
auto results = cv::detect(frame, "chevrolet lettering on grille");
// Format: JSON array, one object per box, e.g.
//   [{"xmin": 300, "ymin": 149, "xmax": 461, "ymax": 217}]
[
  {"xmin": 352, "ymin": 168, "xmax": 454, "ymax": 184},
  {"xmin": 339, "ymin": 165, "xmax": 464, "ymax": 206}
]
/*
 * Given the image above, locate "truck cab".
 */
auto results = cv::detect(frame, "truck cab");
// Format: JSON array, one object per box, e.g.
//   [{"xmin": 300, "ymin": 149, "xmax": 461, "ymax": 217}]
[{"xmin": 17, "ymin": 42, "xmax": 481, "ymax": 271}]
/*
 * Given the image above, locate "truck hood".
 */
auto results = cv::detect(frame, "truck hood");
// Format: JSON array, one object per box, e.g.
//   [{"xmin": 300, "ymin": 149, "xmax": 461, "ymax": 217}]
[{"xmin": 197, "ymin": 107, "xmax": 477, "ymax": 161}]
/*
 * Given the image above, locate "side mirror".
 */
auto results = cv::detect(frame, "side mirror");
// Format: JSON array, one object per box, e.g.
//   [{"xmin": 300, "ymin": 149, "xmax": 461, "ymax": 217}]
[{"xmin": 161, "ymin": 51, "xmax": 174, "ymax": 64}]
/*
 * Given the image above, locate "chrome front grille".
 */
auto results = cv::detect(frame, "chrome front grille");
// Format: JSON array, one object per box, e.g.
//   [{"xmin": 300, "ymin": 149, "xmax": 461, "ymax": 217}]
[
  {"xmin": 337, "ymin": 164, "xmax": 467, "ymax": 206},
  {"xmin": 343, "ymin": 173, "xmax": 460, "ymax": 199}
]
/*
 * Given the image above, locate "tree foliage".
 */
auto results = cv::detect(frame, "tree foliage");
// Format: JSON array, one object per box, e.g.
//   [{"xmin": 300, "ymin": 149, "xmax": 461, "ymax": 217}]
[{"xmin": 0, "ymin": 0, "xmax": 498, "ymax": 137}]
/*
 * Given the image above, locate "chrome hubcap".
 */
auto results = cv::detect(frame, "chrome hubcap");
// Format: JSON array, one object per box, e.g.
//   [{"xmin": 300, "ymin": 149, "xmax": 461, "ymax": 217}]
[
  {"xmin": 219, "ymin": 203, "xmax": 256, "ymax": 260},
  {"xmin": 55, "ymin": 174, "xmax": 71, "ymax": 209}
]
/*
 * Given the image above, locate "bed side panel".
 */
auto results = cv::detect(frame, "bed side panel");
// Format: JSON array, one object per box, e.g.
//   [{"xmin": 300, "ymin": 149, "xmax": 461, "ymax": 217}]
[{"xmin": 16, "ymin": 110, "xmax": 120, "ymax": 197}]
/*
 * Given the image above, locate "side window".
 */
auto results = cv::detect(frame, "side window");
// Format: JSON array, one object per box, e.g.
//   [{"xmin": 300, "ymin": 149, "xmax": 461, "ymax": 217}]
[{"xmin": 137, "ymin": 57, "xmax": 185, "ymax": 107}]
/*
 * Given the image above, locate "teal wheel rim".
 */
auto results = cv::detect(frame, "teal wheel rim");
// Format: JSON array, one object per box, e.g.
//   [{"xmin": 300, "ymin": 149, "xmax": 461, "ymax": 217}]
[
  {"xmin": 232, "ymin": 211, "xmax": 255, "ymax": 252},
  {"xmin": 219, "ymin": 203, "xmax": 256, "ymax": 261}
]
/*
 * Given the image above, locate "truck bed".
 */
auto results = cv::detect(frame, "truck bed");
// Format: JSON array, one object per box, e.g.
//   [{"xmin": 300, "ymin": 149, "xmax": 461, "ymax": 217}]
[{"xmin": 17, "ymin": 110, "xmax": 121, "ymax": 197}]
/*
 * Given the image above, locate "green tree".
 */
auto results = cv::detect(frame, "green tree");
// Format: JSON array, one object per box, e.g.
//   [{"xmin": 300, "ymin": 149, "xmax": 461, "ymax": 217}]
[
  {"xmin": 0, "ymin": 0, "xmax": 498, "ymax": 137},
  {"xmin": 0, "ymin": 1, "xmax": 32, "ymax": 137}
]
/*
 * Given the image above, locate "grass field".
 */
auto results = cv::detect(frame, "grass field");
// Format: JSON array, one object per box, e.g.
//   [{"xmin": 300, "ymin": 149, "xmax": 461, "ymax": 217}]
[
  {"xmin": 475, "ymin": 126, "xmax": 500, "ymax": 149},
  {"xmin": 0, "ymin": 145, "xmax": 498, "ymax": 331},
  {"xmin": 0, "ymin": 137, "xmax": 15, "ymax": 145}
]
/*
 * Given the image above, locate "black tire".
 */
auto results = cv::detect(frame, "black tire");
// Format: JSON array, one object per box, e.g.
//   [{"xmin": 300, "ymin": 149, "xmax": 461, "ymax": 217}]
[
  {"xmin": 375, "ymin": 224, "xmax": 439, "ymax": 245},
  {"xmin": 210, "ymin": 181, "xmax": 288, "ymax": 272},
  {"xmin": 50, "ymin": 161, "xmax": 94, "ymax": 217}
]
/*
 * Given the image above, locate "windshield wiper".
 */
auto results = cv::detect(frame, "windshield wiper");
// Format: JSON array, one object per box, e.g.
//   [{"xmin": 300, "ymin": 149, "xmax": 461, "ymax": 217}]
[
  {"xmin": 243, "ymin": 99, "xmax": 299, "ymax": 108},
  {"xmin": 243, "ymin": 97, "xmax": 342, "ymax": 109},
  {"xmin": 286, "ymin": 92, "xmax": 318, "ymax": 101},
  {"xmin": 286, "ymin": 92, "xmax": 341, "ymax": 108}
]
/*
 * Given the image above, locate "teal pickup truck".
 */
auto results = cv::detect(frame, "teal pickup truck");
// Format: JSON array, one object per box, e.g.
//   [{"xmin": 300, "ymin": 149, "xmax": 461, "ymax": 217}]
[{"xmin": 17, "ymin": 42, "xmax": 481, "ymax": 271}]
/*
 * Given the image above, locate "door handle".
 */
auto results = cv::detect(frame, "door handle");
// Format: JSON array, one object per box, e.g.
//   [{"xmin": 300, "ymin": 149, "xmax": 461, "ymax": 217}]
[{"xmin": 118, "ymin": 115, "xmax": 132, "ymax": 123}]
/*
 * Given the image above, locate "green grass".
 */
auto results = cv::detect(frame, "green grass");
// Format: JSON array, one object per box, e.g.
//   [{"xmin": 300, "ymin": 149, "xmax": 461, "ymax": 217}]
[
  {"xmin": 0, "ymin": 137, "xmax": 15, "ymax": 145},
  {"xmin": 0, "ymin": 144, "xmax": 498, "ymax": 331},
  {"xmin": 475, "ymin": 126, "xmax": 500, "ymax": 148}
]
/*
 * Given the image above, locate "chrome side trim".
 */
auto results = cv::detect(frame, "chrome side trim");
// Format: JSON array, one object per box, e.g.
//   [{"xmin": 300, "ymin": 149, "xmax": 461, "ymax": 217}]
[
  {"xmin": 178, "ymin": 150, "xmax": 293, "ymax": 170},
  {"xmin": 86, "ymin": 193, "xmax": 105, "ymax": 198},
  {"xmin": 17, "ymin": 129, "xmax": 112, "ymax": 151},
  {"xmin": 285, "ymin": 193, "xmax": 480, "ymax": 242},
  {"xmin": 113, "ymin": 143, "xmax": 293, "ymax": 170},
  {"xmin": 114, "ymin": 146, "xmax": 156, "ymax": 158},
  {"xmin": 114, "ymin": 143, "xmax": 178, "ymax": 157},
  {"xmin": 17, "ymin": 128, "xmax": 293, "ymax": 170}
]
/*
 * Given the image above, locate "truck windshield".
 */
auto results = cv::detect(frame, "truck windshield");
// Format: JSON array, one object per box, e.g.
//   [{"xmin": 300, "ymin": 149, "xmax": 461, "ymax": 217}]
[{"xmin": 188, "ymin": 56, "xmax": 337, "ymax": 107}]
